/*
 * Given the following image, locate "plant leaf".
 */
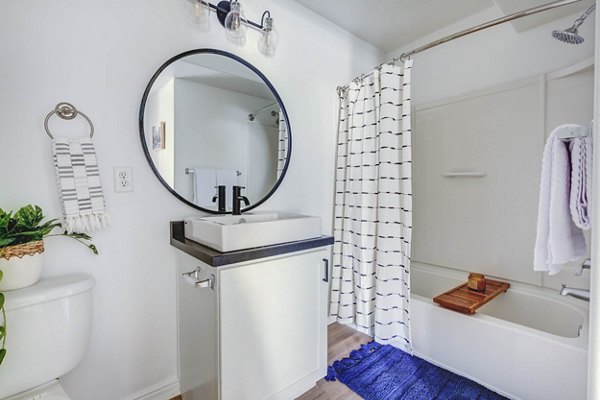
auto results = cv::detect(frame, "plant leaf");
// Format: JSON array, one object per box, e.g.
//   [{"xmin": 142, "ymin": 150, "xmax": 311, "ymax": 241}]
[
  {"xmin": 37, "ymin": 219, "xmax": 61, "ymax": 235},
  {"xmin": 0, "ymin": 349, "xmax": 6, "ymax": 365},
  {"xmin": 68, "ymin": 232, "xmax": 93, "ymax": 240},
  {"xmin": 89, "ymin": 244, "xmax": 98, "ymax": 255},
  {"xmin": 13, "ymin": 205, "xmax": 44, "ymax": 230},
  {"xmin": 0, "ymin": 293, "xmax": 4, "ymax": 309},
  {"xmin": 8, "ymin": 231, "xmax": 44, "ymax": 238},
  {"xmin": 0, "ymin": 210, "xmax": 12, "ymax": 234},
  {"xmin": 0, "ymin": 238, "xmax": 15, "ymax": 247},
  {"xmin": 0, "ymin": 270, "xmax": 3, "ymax": 282},
  {"xmin": 0, "ymin": 326, "xmax": 4, "ymax": 340}
]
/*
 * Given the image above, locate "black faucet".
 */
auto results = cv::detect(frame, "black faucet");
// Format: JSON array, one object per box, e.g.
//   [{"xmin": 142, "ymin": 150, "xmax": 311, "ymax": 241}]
[
  {"xmin": 232, "ymin": 186, "xmax": 250, "ymax": 215},
  {"xmin": 212, "ymin": 185, "xmax": 227, "ymax": 213}
]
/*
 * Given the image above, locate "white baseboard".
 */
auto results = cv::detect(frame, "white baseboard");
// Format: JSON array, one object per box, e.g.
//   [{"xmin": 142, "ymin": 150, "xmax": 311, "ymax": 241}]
[
  {"xmin": 120, "ymin": 377, "xmax": 180, "ymax": 400},
  {"xmin": 266, "ymin": 368, "xmax": 325, "ymax": 400}
]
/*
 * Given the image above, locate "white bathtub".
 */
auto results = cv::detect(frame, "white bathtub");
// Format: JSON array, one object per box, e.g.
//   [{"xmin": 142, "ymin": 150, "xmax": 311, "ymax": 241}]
[{"xmin": 410, "ymin": 262, "xmax": 589, "ymax": 400}]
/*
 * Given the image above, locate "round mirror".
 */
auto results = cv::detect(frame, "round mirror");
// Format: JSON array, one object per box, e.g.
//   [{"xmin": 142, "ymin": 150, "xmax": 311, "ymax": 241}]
[{"xmin": 139, "ymin": 49, "xmax": 291, "ymax": 213}]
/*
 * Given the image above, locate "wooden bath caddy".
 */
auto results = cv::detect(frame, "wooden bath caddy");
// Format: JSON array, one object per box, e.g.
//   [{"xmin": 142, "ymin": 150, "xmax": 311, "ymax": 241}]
[{"xmin": 433, "ymin": 279, "xmax": 510, "ymax": 315}]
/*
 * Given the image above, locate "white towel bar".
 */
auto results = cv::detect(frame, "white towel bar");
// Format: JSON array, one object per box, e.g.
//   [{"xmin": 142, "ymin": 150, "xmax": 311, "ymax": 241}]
[
  {"xmin": 186, "ymin": 168, "xmax": 242, "ymax": 176},
  {"xmin": 556, "ymin": 125, "xmax": 590, "ymax": 141}
]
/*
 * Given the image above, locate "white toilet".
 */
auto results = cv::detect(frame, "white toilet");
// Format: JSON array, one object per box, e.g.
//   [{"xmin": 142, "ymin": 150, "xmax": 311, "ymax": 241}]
[{"xmin": 0, "ymin": 274, "xmax": 95, "ymax": 400}]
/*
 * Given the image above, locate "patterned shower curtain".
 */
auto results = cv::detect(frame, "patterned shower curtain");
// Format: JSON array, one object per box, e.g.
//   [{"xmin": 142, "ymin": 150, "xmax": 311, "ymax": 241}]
[
  {"xmin": 277, "ymin": 110, "xmax": 288, "ymax": 178},
  {"xmin": 330, "ymin": 61, "xmax": 413, "ymax": 353}
]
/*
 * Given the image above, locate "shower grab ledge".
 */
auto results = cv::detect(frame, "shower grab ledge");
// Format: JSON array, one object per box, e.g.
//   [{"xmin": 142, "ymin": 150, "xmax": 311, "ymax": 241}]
[{"xmin": 442, "ymin": 171, "xmax": 486, "ymax": 178}]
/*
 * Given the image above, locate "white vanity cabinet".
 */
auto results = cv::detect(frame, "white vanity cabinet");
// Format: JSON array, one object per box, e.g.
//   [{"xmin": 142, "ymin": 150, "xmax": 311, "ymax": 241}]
[{"xmin": 177, "ymin": 247, "xmax": 330, "ymax": 400}]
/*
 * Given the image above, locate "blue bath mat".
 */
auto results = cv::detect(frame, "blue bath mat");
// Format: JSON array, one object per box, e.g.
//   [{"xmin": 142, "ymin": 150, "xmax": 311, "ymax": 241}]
[{"xmin": 325, "ymin": 341, "xmax": 507, "ymax": 400}]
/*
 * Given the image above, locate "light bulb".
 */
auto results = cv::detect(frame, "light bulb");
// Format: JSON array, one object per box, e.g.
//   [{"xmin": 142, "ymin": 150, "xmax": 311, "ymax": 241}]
[
  {"xmin": 191, "ymin": 0, "xmax": 210, "ymax": 25},
  {"xmin": 258, "ymin": 16, "xmax": 278, "ymax": 56},
  {"xmin": 224, "ymin": 1, "xmax": 247, "ymax": 45}
]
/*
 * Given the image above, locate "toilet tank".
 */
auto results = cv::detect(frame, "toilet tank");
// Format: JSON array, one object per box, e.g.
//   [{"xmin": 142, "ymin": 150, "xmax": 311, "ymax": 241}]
[{"xmin": 0, "ymin": 274, "xmax": 95, "ymax": 398}]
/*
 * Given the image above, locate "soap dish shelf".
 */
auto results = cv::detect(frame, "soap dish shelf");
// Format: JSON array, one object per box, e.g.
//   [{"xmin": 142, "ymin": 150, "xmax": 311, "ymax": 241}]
[{"xmin": 433, "ymin": 279, "xmax": 510, "ymax": 315}]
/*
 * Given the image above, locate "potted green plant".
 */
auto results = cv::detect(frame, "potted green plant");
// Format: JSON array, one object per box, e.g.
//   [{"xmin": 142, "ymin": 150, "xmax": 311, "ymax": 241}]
[
  {"xmin": 0, "ymin": 205, "xmax": 97, "ymax": 291},
  {"xmin": 0, "ymin": 205, "xmax": 97, "ymax": 366}
]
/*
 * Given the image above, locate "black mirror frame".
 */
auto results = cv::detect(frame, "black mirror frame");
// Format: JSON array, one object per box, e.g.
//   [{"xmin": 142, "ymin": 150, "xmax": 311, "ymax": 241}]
[{"xmin": 139, "ymin": 48, "xmax": 292, "ymax": 214}]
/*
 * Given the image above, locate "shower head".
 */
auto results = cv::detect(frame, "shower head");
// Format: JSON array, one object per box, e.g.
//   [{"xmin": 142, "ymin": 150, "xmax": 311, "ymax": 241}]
[
  {"xmin": 552, "ymin": 3, "xmax": 596, "ymax": 45},
  {"xmin": 552, "ymin": 26, "xmax": 585, "ymax": 44}
]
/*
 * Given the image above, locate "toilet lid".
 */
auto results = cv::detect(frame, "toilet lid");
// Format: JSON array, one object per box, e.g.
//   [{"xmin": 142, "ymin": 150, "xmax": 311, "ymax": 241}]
[{"xmin": 4, "ymin": 274, "xmax": 95, "ymax": 312}]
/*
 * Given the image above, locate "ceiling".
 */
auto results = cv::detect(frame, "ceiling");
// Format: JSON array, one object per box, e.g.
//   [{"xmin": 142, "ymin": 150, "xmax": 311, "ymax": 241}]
[
  {"xmin": 495, "ymin": 0, "xmax": 594, "ymax": 32},
  {"xmin": 293, "ymin": 0, "xmax": 593, "ymax": 52},
  {"xmin": 149, "ymin": 55, "xmax": 274, "ymax": 100}
]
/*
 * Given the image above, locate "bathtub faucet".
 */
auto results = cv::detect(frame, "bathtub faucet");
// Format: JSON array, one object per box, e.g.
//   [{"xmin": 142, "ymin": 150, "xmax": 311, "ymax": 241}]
[
  {"xmin": 575, "ymin": 258, "xmax": 591, "ymax": 276},
  {"xmin": 560, "ymin": 284, "xmax": 590, "ymax": 301}
]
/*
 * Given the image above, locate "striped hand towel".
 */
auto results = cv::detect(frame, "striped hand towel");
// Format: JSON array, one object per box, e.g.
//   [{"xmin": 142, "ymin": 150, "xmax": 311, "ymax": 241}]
[{"xmin": 53, "ymin": 138, "xmax": 109, "ymax": 233}]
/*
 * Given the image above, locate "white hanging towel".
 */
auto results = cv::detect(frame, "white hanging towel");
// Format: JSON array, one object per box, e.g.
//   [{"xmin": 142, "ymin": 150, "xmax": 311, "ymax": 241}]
[
  {"xmin": 53, "ymin": 138, "xmax": 109, "ymax": 233},
  {"xmin": 534, "ymin": 125, "xmax": 586, "ymax": 275},
  {"xmin": 192, "ymin": 168, "xmax": 216, "ymax": 207},
  {"xmin": 569, "ymin": 124, "xmax": 593, "ymax": 230}
]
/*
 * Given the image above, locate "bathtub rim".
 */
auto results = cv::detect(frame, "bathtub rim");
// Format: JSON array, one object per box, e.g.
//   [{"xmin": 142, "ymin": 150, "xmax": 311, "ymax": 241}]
[{"xmin": 411, "ymin": 261, "xmax": 589, "ymax": 349}]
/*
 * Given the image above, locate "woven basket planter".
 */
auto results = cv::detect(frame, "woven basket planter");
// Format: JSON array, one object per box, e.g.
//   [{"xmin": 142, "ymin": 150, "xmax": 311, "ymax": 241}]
[{"xmin": 0, "ymin": 241, "xmax": 44, "ymax": 291}]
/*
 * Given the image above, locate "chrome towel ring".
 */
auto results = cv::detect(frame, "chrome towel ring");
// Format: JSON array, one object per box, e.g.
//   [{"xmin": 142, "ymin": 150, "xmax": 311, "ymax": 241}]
[{"xmin": 44, "ymin": 102, "xmax": 94, "ymax": 140}]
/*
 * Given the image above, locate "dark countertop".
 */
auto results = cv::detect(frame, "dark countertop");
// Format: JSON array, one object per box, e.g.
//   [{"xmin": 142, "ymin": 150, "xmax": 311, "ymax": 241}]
[{"xmin": 170, "ymin": 221, "xmax": 334, "ymax": 267}]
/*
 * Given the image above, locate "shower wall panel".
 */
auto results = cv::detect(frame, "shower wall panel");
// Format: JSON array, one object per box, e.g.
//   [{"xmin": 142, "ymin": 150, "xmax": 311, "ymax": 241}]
[{"xmin": 412, "ymin": 65, "xmax": 593, "ymax": 288}]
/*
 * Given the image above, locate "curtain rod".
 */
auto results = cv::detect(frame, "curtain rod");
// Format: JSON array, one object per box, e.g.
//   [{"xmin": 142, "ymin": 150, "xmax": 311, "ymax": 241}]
[
  {"xmin": 338, "ymin": 0, "xmax": 585, "ymax": 92},
  {"xmin": 251, "ymin": 102, "xmax": 278, "ymax": 115}
]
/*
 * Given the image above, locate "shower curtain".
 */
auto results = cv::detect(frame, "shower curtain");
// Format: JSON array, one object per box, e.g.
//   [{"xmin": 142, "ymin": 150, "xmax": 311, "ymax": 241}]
[
  {"xmin": 277, "ymin": 110, "xmax": 288, "ymax": 178},
  {"xmin": 330, "ymin": 61, "xmax": 413, "ymax": 353}
]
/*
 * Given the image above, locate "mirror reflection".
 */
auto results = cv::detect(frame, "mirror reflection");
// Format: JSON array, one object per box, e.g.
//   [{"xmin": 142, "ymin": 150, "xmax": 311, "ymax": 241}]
[{"xmin": 140, "ymin": 50, "xmax": 290, "ymax": 213}]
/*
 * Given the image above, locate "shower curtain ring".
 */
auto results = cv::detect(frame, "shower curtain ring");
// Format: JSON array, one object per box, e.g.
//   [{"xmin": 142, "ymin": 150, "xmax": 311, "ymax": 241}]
[{"xmin": 398, "ymin": 53, "xmax": 411, "ymax": 63}]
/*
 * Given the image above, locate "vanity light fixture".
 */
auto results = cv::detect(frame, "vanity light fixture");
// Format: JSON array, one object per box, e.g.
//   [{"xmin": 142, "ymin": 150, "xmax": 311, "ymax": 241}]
[
  {"xmin": 190, "ymin": 0, "xmax": 278, "ymax": 56},
  {"xmin": 257, "ymin": 12, "xmax": 278, "ymax": 56},
  {"xmin": 223, "ymin": 0, "xmax": 247, "ymax": 45},
  {"xmin": 191, "ymin": 0, "xmax": 210, "ymax": 25}
]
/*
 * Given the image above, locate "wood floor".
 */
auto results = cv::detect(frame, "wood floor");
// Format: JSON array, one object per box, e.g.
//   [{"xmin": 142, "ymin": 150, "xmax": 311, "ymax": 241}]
[{"xmin": 296, "ymin": 322, "xmax": 372, "ymax": 400}]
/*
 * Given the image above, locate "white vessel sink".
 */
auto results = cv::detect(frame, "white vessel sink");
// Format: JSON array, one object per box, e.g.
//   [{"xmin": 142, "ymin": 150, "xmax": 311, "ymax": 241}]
[{"xmin": 183, "ymin": 212, "xmax": 322, "ymax": 252}]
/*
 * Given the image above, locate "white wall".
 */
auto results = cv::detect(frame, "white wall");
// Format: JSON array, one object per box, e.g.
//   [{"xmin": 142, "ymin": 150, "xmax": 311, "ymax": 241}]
[
  {"xmin": 388, "ymin": 8, "xmax": 595, "ymax": 287},
  {"xmin": 413, "ymin": 68, "xmax": 594, "ymax": 288},
  {"xmin": 0, "ymin": 1, "xmax": 383, "ymax": 399},
  {"xmin": 145, "ymin": 79, "xmax": 176, "ymax": 187}
]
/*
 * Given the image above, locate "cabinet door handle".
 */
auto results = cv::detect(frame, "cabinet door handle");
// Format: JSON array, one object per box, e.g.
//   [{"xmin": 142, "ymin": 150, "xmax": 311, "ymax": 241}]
[
  {"xmin": 322, "ymin": 258, "xmax": 329, "ymax": 282},
  {"xmin": 182, "ymin": 267, "xmax": 215, "ymax": 289}
]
